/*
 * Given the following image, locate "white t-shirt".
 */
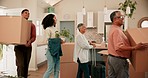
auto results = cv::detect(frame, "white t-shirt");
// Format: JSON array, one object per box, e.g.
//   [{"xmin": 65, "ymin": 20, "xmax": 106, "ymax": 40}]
[{"xmin": 44, "ymin": 26, "xmax": 57, "ymax": 43}]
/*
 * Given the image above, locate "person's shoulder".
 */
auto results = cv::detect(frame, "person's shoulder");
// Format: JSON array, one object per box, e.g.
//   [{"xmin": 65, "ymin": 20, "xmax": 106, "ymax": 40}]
[
  {"xmin": 31, "ymin": 23, "xmax": 35, "ymax": 27},
  {"xmin": 45, "ymin": 27, "xmax": 52, "ymax": 33},
  {"xmin": 76, "ymin": 33, "xmax": 81, "ymax": 36},
  {"xmin": 112, "ymin": 29, "xmax": 120, "ymax": 34},
  {"xmin": 30, "ymin": 23, "xmax": 36, "ymax": 30},
  {"xmin": 45, "ymin": 27, "xmax": 50, "ymax": 31},
  {"xmin": 111, "ymin": 26, "xmax": 120, "ymax": 32},
  {"xmin": 111, "ymin": 28, "xmax": 122, "ymax": 37},
  {"xmin": 76, "ymin": 34, "xmax": 82, "ymax": 38}
]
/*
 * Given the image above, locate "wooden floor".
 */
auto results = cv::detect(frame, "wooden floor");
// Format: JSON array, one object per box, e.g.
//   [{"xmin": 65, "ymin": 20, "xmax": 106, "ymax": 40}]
[{"xmin": 28, "ymin": 63, "xmax": 54, "ymax": 78}]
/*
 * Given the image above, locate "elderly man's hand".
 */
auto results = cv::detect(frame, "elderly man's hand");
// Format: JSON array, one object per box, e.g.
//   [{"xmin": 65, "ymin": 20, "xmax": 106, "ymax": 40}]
[{"xmin": 134, "ymin": 43, "xmax": 147, "ymax": 50}]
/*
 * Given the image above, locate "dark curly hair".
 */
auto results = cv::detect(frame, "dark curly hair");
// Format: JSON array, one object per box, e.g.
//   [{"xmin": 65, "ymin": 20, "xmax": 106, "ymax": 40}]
[{"xmin": 42, "ymin": 14, "xmax": 55, "ymax": 30}]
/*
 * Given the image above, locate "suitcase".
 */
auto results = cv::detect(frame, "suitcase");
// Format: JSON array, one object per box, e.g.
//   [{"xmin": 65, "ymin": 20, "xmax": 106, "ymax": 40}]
[
  {"xmin": 90, "ymin": 48, "xmax": 106, "ymax": 78},
  {"xmin": 91, "ymin": 63, "xmax": 106, "ymax": 78}
]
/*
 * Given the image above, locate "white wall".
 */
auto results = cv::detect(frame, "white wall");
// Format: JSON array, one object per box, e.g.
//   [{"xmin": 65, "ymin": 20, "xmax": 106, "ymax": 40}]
[
  {"xmin": 54, "ymin": 0, "xmax": 124, "ymax": 27},
  {"xmin": 0, "ymin": 0, "xmax": 22, "ymax": 8},
  {"xmin": 1, "ymin": 0, "xmax": 148, "ymax": 28},
  {"xmin": 54, "ymin": 0, "xmax": 148, "ymax": 29},
  {"xmin": 128, "ymin": 0, "xmax": 148, "ymax": 28}
]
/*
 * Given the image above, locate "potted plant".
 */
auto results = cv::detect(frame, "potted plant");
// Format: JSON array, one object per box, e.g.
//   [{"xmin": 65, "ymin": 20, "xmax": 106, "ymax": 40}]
[
  {"xmin": 118, "ymin": 0, "xmax": 137, "ymax": 18},
  {"xmin": 69, "ymin": 34, "xmax": 74, "ymax": 42},
  {"xmin": 55, "ymin": 27, "xmax": 74, "ymax": 42}
]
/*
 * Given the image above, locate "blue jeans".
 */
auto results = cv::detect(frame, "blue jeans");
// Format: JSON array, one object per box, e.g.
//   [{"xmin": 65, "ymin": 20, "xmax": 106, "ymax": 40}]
[{"xmin": 43, "ymin": 50, "xmax": 60, "ymax": 78}]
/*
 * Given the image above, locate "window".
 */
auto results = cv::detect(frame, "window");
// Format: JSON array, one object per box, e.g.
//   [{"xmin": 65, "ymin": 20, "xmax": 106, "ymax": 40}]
[{"xmin": 36, "ymin": 20, "xmax": 43, "ymax": 36}]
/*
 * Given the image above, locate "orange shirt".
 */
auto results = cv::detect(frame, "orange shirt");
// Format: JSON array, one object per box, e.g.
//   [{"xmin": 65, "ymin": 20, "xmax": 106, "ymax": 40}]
[{"xmin": 108, "ymin": 25, "xmax": 131, "ymax": 58}]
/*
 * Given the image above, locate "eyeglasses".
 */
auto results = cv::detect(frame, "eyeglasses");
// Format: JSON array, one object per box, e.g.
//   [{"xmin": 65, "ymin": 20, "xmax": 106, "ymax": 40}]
[{"xmin": 115, "ymin": 16, "xmax": 125, "ymax": 19}]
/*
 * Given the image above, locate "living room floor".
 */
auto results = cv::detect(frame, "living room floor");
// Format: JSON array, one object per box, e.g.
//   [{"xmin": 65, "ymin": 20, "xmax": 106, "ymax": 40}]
[{"xmin": 28, "ymin": 63, "xmax": 54, "ymax": 78}]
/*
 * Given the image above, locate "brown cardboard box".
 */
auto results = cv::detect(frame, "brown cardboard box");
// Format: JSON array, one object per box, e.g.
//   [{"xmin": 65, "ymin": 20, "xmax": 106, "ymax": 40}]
[
  {"xmin": 125, "ymin": 28, "xmax": 148, "ymax": 72},
  {"xmin": 0, "ymin": 16, "xmax": 31, "ymax": 45},
  {"xmin": 61, "ymin": 43, "xmax": 75, "ymax": 62},
  {"xmin": 60, "ymin": 63, "xmax": 78, "ymax": 78},
  {"xmin": 60, "ymin": 43, "xmax": 78, "ymax": 78},
  {"xmin": 129, "ymin": 62, "xmax": 145, "ymax": 78}
]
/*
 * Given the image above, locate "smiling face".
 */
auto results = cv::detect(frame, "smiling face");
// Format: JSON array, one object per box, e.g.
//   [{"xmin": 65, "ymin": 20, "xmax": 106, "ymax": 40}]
[
  {"xmin": 79, "ymin": 24, "xmax": 86, "ymax": 34},
  {"xmin": 113, "ymin": 12, "xmax": 124, "ymax": 26},
  {"xmin": 21, "ymin": 10, "xmax": 30, "ymax": 20}
]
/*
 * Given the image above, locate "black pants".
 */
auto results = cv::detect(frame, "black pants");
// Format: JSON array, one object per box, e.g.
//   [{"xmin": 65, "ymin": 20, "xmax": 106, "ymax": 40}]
[
  {"xmin": 14, "ymin": 45, "xmax": 32, "ymax": 78},
  {"xmin": 77, "ymin": 58, "xmax": 90, "ymax": 78}
]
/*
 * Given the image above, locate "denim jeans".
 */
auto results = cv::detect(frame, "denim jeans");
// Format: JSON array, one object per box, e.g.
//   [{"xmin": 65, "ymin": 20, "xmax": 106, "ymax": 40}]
[
  {"xmin": 43, "ymin": 50, "xmax": 60, "ymax": 78},
  {"xmin": 77, "ymin": 58, "xmax": 90, "ymax": 78}
]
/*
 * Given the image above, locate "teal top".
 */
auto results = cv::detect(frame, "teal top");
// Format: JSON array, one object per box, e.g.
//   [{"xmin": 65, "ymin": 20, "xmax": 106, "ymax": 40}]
[{"xmin": 48, "ymin": 38, "xmax": 63, "ymax": 63}]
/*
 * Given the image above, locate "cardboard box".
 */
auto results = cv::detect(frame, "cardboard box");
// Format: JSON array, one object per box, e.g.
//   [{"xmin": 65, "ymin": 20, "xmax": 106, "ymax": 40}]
[
  {"xmin": 129, "ymin": 62, "xmax": 145, "ymax": 78},
  {"xmin": 0, "ymin": 16, "xmax": 31, "ymax": 45},
  {"xmin": 61, "ymin": 43, "xmax": 75, "ymax": 62},
  {"xmin": 60, "ymin": 63, "xmax": 78, "ymax": 78},
  {"xmin": 125, "ymin": 28, "xmax": 148, "ymax": 72},
  {"xmin": 60, "ymin": 43, "xmax": 78, "ymax": 78}
]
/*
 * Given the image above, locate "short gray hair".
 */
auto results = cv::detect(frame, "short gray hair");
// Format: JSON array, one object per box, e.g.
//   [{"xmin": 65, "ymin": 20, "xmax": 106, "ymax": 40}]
[
  {"xmin": 110, "ymin": 11, "xmax": 120, "ymax": 22},
  {"xmin": 77, "ymin": 23, "xmax": 84, "ymax": 31}
]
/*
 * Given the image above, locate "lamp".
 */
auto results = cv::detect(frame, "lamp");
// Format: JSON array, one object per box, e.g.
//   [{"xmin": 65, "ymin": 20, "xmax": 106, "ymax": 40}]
[
  {"xmin": 104, "ymin": 0, "xmax": 107, "ymax": 14},
  {"xmin": 104, "ymin": 5, "xmax": 107, "ymax": 15},
  {"xmin": 82, "ymin": 0, "xmax": 86, "ymax": 15},
  {"xmin": 126, "ymin": 6, "xmax": 131, "ymax": 14},
  {"xmin": 82, "ymin": 6, "xmax": 86, "ymax": 15},
  {"xmin": 124, "ymin": 5, "xmax": 130, "ymax": 31}
]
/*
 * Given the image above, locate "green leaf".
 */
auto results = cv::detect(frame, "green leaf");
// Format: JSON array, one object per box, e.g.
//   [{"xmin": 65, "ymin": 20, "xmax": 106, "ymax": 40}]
[{"xmin": 118, "ymin": 0, "xmax": 137, "ymax": 18}]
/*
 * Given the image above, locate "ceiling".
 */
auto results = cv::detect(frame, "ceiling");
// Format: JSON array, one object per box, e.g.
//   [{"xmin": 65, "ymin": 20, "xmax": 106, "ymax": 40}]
[
  {"xmin": 37, "ymin": 0, "xmax": 50, "ymax": 8},
  {"xmin": 37, "ymin": 0, "xmax": 62, "ymax": 8}
]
